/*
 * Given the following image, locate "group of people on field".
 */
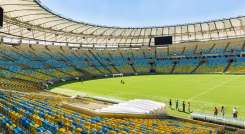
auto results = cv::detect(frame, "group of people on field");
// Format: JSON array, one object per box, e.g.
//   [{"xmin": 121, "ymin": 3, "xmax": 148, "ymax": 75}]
[
  {"xmin": 169, "ymin": 99, "xmax": 191, "ymax": 113},
  {"xmin": 214, "ymin": 106, "xmax": 238, "ymax": 119},
  {"xmin": 120, "ymin": 80, "xmax": 125, "ymax": 85},
  {"xmin": 169, "ymin": 99, "xmax": 239, "ymax": 119}
]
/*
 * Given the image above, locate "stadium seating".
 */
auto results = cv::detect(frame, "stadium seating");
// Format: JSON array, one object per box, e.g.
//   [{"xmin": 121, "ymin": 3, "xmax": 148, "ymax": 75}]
[
  {"xmin": 0, "ymin": 90, "xmax": 221, "ymax": 134},
  {"xmin": 0, "ymin": 40, "xmax": 243, "ymax": 89}
]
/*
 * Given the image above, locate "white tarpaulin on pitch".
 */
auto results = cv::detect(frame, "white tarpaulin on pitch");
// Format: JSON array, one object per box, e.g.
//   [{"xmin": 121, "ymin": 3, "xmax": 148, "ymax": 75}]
[{"xmin": 95, "ymin": 99, "xmax": 166, "ymax": 114}]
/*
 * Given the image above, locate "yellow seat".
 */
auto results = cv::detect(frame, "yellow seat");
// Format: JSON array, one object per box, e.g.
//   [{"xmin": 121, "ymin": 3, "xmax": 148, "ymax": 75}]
[
  {"xmin": 58, "ymin": 128, "xmax": 66, "ymax": 134},
  {"xmin": 75, "ymin": 128, "xmax": 83, "ymax": 133},
  {"xmin": 108, "ymin": 130, "xmax": 117, "ymax": 134}
]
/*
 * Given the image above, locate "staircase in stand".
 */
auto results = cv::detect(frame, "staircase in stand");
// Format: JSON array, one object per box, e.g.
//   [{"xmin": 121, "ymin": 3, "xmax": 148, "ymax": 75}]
[
  {"xmin": 170, "ymin": 61, "xmax": 178, "ymax": 74},
  {"xmin": 223, "ymin": 59, "xmax": 234, "ymax": 73},
  {"xmin": 191, "ymin": 60, "xmax": 206, "ymax": 73}
]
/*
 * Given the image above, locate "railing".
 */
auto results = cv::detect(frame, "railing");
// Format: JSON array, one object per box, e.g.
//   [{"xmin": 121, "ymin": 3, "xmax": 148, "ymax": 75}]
[{"xmin": 191, "ymin": 112, "xmax": 245, "ymax": 128}]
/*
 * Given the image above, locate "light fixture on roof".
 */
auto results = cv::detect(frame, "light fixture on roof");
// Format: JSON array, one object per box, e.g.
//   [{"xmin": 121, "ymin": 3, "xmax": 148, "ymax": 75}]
[{"xmin": 27, "ymin": 28, "xmax": 32, "ymax": 31}]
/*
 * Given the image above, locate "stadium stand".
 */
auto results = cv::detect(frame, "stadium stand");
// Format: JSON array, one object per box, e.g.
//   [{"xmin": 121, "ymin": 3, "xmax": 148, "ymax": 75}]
[
  {"xmin": 0, "ymin": 0, "xmax": 245, "ymax": 133},
  {"xmin": 0, "ymin": 37, "xmax": 243, "ymax": 89},
  {"xmin": 0, "ymin": 90, "xmax": 223, "ymax": 134}
]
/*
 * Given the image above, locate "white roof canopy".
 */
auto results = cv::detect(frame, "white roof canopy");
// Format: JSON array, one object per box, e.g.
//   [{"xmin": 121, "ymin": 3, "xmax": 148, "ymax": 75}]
[{"xmin": 1, "ymin": 0, "xmax": 245, "ymax": 46}]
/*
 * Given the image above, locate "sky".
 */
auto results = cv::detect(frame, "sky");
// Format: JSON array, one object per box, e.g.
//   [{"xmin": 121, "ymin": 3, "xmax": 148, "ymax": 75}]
[{"xmin": 40, "ymin": 0, "xmax": 245, "ymax": 27}]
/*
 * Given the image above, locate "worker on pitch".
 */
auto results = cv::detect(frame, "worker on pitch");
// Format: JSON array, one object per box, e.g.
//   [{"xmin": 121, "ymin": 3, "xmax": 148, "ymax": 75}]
[
  {"xmin": 221, "ymin": 106, "xmax": 225, "ymax": 117},
  {"xmin": 169, "ymin": 99, "xmax": 172, "ymax": 109},
  {"xmin": 176, "ymin": 99, "xmax": 179, "ymax": 111},
  {"xmin": 120, "ymin": 79, "xmax": 125, "ymax": 84},
  {"xmin": 188, "ymin": 102, "xmax": 191, "ymax": 113},
  {"xmin": 182, "ymin": 101, "xmax": 186, "ymax": 112}
]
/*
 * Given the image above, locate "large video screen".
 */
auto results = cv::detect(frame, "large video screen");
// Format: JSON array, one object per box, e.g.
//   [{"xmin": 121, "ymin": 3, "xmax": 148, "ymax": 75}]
[{"xmin": 154, "ymin": 36, "xmax": 172, "ymax": 45}]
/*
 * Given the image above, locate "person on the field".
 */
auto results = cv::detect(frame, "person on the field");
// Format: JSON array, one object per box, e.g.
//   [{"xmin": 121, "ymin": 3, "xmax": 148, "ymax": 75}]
[
  {"xmin": 221, "ymin": 106, "xmax": 225, "ymax": 117},
  {"xmin": 182, "ymin": 101, "xmax": 186, "ymax": 112},
  {"xmin": 233, "ymin": 107, "xmax": 238, "ymax": 119},
  {"xmin": 188, "ymin": 102, "xmax": 191, "ymax": 113},
  {"xmin": 169, "ymin": 99, "xmax": 172, "ymax": 109},
  {"xmin": 176, "ymin": 99, "xmax": 179, "ymax": 111},
  {"xmin": 214, "ymin": 107, "xmax": 218, "ymax": 116},
  {"xmin": 120, "ymin": 80, "xmax": 125, "ymax": 84}
]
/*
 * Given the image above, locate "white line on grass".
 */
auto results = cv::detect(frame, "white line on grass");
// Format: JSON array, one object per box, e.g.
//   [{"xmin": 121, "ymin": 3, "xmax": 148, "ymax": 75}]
[{"xmin": 188, "ymin": 75, "xmax": 241, "ymax": 101}]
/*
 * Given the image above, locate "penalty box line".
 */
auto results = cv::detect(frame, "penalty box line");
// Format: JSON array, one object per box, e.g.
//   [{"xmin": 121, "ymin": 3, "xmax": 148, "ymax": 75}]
[{"xmin": 187, "ymin": 75, "xmax": 241, "ymax": 101}]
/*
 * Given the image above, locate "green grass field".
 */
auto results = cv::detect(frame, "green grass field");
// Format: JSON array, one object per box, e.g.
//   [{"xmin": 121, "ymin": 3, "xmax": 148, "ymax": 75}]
[{"xmin": 52, "ymin": 74, "xmax": 245, "ymax": 119}]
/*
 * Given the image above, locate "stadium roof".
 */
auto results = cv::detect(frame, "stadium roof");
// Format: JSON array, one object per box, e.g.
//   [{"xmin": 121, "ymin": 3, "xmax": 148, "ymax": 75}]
[{"xmin": 1, "ymin": 0, "xmax": 245, "ymax": 47}]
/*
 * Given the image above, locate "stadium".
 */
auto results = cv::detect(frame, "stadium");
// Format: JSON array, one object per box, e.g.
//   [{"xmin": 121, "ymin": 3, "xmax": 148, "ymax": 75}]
[{"xmin": 0, "ymin": 0, "xmax": 244, "ymax": 133}]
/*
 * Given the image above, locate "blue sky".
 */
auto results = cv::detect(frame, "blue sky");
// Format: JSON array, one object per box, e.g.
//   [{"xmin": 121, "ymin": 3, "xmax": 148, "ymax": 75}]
[{"xmin": 40, "ymin": 0, "xmax": 245, "ymax": 27}]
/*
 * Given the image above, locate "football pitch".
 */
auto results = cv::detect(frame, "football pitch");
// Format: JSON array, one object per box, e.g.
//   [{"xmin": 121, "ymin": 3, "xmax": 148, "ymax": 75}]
[{"xmin": 52, "ymin": 74, "xmax": 245, "ymax": 119}]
